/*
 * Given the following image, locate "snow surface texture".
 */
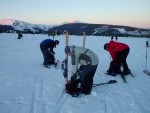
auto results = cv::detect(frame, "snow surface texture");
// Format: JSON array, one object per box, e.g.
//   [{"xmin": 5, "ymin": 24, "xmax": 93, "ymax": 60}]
[{"xmin": 0, "ymin": 33, "xmax": 150, "ymax": 113}]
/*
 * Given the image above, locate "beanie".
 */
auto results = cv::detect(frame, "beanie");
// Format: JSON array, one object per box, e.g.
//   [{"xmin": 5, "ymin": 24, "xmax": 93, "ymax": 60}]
[
  {"xmin": 104, "ymin": 43, "xmax": 109, "ymax": 50},
  {"xmin": 55, "ymin": 40, "xmax": 59, "ymax": 45}
]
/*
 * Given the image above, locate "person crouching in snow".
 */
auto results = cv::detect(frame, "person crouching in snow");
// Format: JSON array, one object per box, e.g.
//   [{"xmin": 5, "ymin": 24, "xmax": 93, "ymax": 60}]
[
  {"xmin": 65, "ymin": 45, "xmax": 99, "ymax": 96},
  {"xmin": 40, "ymin": 39, "xmax": 59, "ymax": 68},
  {"xmin": 104, "ymin": 40, "xmax": 131, "ymax": 76}
]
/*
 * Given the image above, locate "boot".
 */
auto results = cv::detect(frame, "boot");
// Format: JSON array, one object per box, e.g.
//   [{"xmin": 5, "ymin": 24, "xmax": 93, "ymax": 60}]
[{"xmin": 123, "ymin": 69, "xmax": 131, "ymax": 75}]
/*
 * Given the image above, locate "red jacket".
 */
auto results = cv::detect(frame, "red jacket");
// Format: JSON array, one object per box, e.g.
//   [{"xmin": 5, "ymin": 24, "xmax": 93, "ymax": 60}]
[{"xmin": 107, "ymin": 41, "xmax": 129, "ymax": 60}]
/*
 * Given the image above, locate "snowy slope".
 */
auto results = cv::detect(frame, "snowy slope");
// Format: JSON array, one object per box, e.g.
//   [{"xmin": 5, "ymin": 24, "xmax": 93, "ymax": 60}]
[
  {"xmin": 0, "ymin": 19, "xmax": 51, "ymax": 32},
  {"xmin": 0, "ymin": 33, "xmax": 150, "ymax": 113}
]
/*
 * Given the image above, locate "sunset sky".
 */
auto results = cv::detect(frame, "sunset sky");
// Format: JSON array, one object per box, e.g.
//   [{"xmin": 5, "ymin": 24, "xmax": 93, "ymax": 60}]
[{"xmin": 0, "ymin": 0, "xmax": 150, "ymax": 28}]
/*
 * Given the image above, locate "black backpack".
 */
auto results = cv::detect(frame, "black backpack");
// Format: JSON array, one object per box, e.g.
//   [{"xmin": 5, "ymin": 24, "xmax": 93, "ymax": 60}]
[{"xmin": 65, "ymin": 79, "xmax": 82, "ymax": 97}]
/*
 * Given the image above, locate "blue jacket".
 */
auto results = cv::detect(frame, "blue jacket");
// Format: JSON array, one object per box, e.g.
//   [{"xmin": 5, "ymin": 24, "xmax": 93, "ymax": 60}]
[{"xmin": 40, "ymin": 39, "xmax": 56, "ymax": 54}]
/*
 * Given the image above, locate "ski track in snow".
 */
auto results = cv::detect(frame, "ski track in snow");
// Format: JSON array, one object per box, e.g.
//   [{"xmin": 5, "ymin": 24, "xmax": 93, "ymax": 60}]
[
  {"xmin": 96, "ymin": 65, "xmax": 108, "ymax": 113},
  {"xmin": 28, "ymin": 70, "xmax": 62, "ymax": 113},
  {"xmin": 50, "ymin": 89, "xmax": 69, "ymax": 113}
]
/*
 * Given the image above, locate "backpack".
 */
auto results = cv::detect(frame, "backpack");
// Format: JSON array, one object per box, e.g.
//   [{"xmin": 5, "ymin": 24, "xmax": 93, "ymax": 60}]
[
  {"xmin": 65, "ymin": 66, "xmax": 94, "ymax": 97},
  {"xmin": 65, "ymin": 79, "xmax": 82, "ymax": 97}
]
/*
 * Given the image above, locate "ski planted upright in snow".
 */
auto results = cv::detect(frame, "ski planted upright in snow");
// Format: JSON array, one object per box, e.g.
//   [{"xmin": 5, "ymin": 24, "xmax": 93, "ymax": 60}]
[{"xmin": 62, "ymin": 31, "xmax": 69, "ymax": 83}]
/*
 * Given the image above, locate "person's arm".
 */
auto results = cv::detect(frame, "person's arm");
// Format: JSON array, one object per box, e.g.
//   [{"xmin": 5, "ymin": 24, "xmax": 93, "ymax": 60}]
[{"xmin": 49, "ymin": 43, "xmax": 55, "ymax": 54}]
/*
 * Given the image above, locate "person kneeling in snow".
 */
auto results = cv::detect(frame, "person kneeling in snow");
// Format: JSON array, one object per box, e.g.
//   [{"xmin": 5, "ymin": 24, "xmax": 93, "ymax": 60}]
[
  {"xmin": 104, "ymin": 40, "xmax": 131, "ymax": 76},
  {"xmin": 64, "ymin": 45, "xmax": 99, "ymax": 96},
  {"xmin": 40, "ymin": 39, "xmax": 59, "ymax": 68}
]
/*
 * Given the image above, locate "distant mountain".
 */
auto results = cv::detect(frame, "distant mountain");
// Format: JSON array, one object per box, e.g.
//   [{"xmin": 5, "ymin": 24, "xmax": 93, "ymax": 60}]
[
  {"xmin": 62, "ymin": 19, "xmax": 84, "ymax": 24},
  {"xmin": 48, "ymin": 23, "xmax": 150, "ymax": 37},
  {"xmin": 0, "ymin": 19, "xmax": 51, "ymax": 33},
  {"xmin": 0, "ymin": 19, "xmax": 150, "ymax": 37}
]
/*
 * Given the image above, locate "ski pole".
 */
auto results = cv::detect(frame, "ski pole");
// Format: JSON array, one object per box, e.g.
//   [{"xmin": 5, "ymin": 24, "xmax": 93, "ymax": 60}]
[
  {"xmin": 93, "ymin": 80, "xmax": 117, "ymax": 87},
  {"xmin": 145, "ymin": 40, "xmax": 148, "ymax": 70}
]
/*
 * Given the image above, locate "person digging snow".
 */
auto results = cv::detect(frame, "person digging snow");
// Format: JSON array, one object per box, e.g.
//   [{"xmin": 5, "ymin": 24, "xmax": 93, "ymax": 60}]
[
  {"xmin": 64, "ymin": 45, "xmax": 99, "ymax": 96},
  {"xmin": 104, "ymin": 40, "xmax": 131, "ymax": 76},
  {"xmin": 40, "ymin": 39, "xmax": 59, "ymax": 68}
]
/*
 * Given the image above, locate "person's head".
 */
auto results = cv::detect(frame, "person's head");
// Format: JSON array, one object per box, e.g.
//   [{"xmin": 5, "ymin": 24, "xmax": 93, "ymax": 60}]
[
  {"xmin": 104, "ymin": 43, "xmax": 109, "ymax": 50},
  {"xmin": 55, "ymin": 40, "xmax": 59, "ymax": 45},
  {"xmin": 54, "ymin": 40, "xmax": 59, "ymax": 48},
  {"xmin": 65, "ymin": 46, "xmax": 71, "ymax": 55}
]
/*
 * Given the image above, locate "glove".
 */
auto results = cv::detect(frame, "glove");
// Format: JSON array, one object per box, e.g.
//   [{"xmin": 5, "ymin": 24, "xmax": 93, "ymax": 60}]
[{"xmin": 71, "ymin": 73, "xmax": 77, "ymax": 82}]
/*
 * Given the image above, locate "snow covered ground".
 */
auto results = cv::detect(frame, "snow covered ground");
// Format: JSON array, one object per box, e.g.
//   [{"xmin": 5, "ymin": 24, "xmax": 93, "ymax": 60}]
[{"xmin": 0, "ymin": 33, "xmax": 150, "ymax": 113}]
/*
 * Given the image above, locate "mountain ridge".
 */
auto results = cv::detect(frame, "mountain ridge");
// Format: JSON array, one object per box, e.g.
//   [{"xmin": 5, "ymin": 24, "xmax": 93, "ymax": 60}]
[
  {"xmin": 0, "ymin": 19, "xmax": 150, "ymax": 37},
  {"xmin": 0, "ymin": 19, "xmax": 52, "ymax": 33}
]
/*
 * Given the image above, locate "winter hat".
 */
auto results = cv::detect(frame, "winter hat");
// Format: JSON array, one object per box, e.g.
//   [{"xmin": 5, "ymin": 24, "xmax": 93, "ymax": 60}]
[
  {"xmin": 104, "ymin": 43, "xmax": 109, "ymax": 50},
  {"xmin": 55, "ymin": 40, "xmax": 59, "ymax": 45},
  {"xmin": 65, "ymin": 46, "xmax": 71, "ymax": 54}
]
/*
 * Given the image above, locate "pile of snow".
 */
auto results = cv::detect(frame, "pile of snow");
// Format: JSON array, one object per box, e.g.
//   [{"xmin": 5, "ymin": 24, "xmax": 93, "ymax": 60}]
[{"xmin": 0, "ymin": 33, "xmax": 150, "ymax": 113}]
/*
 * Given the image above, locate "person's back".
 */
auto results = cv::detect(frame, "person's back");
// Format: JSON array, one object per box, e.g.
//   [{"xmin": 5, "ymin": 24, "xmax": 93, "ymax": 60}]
[
  {"xmin": 77, "ymin": 47, "xmax": 99, "ymax": 64},
  {"xmin": 71, "ymin": 46, "xmax": 99, "ymax": 74},
  {"xmin": 108, "ymin": 41, "xmax": 129, "ymax": 60},
  {"xmin": 109, "ymin": 41, "xmax": 128, "ymax": 52},
  {"xmin": 40, "ymin": 39, "xmax": 54, "ymax": 48}
]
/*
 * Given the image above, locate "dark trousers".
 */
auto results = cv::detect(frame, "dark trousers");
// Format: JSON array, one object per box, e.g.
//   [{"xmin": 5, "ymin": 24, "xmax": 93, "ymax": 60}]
[
  {"xmin": 79, "ymin": 65, "xmax": 98, "ymax": 94},
  {"xmin": 40, "ymin": 46, "xmax": 55, "ymax": 65},
  {"xmin": 117, "ymin": 47, "xmax": 130, "ymax": 71}
]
